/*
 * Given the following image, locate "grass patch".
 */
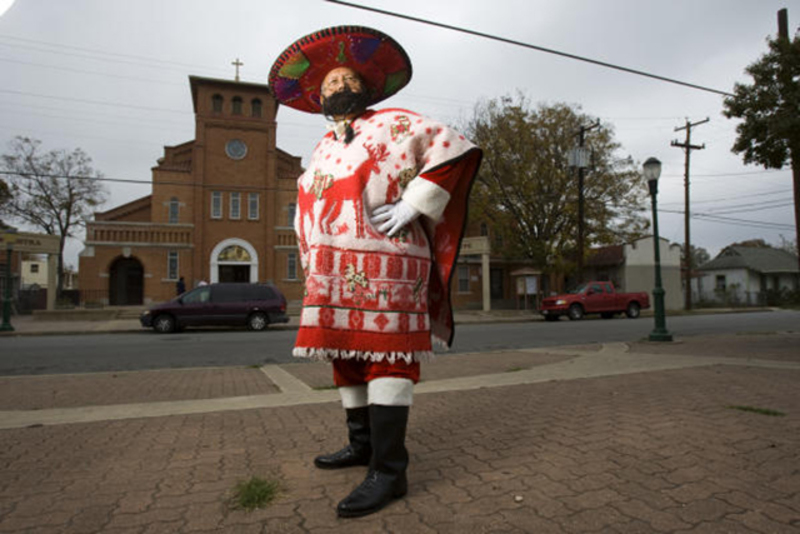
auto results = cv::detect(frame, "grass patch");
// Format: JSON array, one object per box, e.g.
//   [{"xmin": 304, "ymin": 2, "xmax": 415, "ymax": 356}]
[
  {"xmin": 246, "ymin": 364, "xmax": 261, "ymax": 369},
  {"xmin": 727, "ymin": 405, "xmax": 786, "ymax": 417},
  {"xmin": 505, "ymin": 367, "xmax": 528, "ymax": 373},
  {"xmin": 230, "ymin": 476, "xmax": 282, "ymax": 511},
  {"xmin": 313, "ymin": 385, "xmax": 337, "ymax": 391}
]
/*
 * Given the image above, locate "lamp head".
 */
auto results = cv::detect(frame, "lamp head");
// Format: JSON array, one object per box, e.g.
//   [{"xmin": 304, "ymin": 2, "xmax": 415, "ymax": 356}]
[{"xmin": 643, "ymin": 157, "xmax": 661, "ymax": 196}]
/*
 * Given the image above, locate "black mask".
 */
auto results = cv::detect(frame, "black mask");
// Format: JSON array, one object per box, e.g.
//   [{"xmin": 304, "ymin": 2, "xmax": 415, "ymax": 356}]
[{"xmin": 321, "ymin": 87, "xmax": 370, "ymax": 118}]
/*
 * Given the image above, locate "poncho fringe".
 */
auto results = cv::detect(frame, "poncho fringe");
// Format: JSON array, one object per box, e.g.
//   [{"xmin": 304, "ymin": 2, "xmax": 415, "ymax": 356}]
[{"xmin": 292, "ymin": 347, "xmax": 435, "ymax": 364}]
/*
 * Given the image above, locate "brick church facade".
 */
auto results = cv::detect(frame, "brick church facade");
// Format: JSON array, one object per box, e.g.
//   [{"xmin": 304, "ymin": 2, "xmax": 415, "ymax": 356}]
[{"xmin": 78, "ymin": 76, "xmax": 304, "ymax": 306}]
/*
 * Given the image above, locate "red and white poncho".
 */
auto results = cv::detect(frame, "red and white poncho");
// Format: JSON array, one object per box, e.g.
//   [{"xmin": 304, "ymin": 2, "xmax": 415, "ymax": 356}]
[{"xmin": 293, "ymin": 108, "xmax": 482, "ymax": 363}]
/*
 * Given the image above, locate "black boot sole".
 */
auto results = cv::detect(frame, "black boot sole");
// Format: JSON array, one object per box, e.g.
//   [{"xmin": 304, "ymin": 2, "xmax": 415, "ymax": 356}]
[{"xmin": 336, "ymin": 488, "xmax": 407, "ymax": 518}]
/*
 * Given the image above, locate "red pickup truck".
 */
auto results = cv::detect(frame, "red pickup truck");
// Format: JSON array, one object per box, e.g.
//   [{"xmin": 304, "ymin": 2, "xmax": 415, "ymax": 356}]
[{"xmin": 540, "ymin": 281, "xmax": 650, "ymax": 321}]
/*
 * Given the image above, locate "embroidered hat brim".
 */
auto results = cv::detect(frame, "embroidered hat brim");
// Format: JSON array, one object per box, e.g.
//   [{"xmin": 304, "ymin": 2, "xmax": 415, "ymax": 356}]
[{"xmin": 269, "ymin": 26, "xmax": 412, "ymax": 114}]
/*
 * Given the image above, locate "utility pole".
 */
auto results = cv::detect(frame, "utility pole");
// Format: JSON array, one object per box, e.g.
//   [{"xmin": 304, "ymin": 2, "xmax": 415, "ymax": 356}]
[
  {"xmin": 572, "ymin": 120, "xmax": 600, "ymax": 284},
  {"xmin": 671, "ymin": 117, "xmax": 709, "ymax": 311}
]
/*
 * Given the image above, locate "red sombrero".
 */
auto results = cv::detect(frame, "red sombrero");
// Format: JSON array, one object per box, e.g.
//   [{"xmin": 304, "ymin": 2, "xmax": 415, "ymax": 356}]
[{"xmin": 269, "ymin": 26, "xmax": 412, "ymax": 114}]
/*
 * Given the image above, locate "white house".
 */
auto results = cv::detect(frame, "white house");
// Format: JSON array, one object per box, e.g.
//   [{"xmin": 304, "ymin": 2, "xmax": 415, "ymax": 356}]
[{"xmin": 694, "ymin": 246, "xmax": 799, "ymax": 305}]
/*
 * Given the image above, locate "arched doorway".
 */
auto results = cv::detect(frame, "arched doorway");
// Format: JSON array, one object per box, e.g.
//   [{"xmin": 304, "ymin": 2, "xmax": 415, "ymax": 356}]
[
  {"xmin": 109, "ymin": 257, "xmax": 144, "ymax": 305},
  {"xmin": 210, "ymin": 239, "xmax": 258, "ymax": 283}
]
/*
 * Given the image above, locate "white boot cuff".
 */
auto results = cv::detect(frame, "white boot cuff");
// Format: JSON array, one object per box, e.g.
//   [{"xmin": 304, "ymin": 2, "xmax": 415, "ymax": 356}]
[
  {"xmin": 368, "ymin": 377, "xmax": 414, "ymax": 406},
  {"xmin": 338, "ymin": 385, "xmax": 368, "ymax": 408}
]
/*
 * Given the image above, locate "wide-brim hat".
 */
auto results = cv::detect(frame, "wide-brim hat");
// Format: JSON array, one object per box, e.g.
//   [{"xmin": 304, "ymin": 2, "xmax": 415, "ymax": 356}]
[{"xmin": 269, "ymin": 25, "xmax": 412, "ymax": 114}]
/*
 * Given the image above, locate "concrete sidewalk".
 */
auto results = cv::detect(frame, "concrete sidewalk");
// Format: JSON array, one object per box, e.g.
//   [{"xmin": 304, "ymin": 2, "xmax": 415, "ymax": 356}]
[{"xmin": 0, "ymin": 331, "xmax": 798, "ymax": 532}]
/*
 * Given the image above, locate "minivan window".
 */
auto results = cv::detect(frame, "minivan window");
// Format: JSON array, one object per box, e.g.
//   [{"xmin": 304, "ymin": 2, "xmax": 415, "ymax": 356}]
[
  {"xmin": 182, "ymin": 286, "xmax": 210, "ymax": 304},
  {"xmin": 213, "ymin": 284, "xmax": 246, "ymax": 303},
  {"xmin": 254, "ymin": 285, "xmax": 277, "ymax": 300}
]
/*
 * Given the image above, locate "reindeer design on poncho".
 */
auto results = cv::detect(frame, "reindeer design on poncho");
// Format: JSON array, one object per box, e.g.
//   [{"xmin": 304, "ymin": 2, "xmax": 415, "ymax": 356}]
[{"xmin": 314, "ymin": 142, "xmax": 389, "ymax": 239}]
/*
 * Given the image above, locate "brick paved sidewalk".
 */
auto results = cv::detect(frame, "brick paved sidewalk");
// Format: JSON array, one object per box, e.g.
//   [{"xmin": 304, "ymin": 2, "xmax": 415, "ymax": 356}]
[
  {"xmin": 0, "ymin": 368, "xmax": 280, "ymax": 410},
  {"xmin": 0, "ymin": 335, "xmax": 798, "ymax": 533}
]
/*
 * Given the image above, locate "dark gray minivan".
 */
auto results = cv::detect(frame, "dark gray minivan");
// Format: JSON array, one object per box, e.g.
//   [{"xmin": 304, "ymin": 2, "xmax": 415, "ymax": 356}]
[{"xmin": 140, "ymin": 283, "xmax": 289, "ymax": 333}]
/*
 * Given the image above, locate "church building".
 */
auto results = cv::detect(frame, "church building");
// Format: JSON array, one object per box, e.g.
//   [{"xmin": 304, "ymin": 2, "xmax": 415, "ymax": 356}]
[{"xmin": 78, "ymin": 75, "xmax": 304, "ymax": 306}]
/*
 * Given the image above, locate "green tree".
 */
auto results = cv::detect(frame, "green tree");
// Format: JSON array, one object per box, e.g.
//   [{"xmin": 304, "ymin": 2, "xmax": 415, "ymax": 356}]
[
  {"xmin": 1, "ymin": 136, "xmax": 107, "ymax": 295},
  {"xmin": 463, "ymin": 94, "xmax": 649, "ymax": 272},
  {"xmin": 723, "ymin": 29, "xmax": 800, "ymax": 271}
]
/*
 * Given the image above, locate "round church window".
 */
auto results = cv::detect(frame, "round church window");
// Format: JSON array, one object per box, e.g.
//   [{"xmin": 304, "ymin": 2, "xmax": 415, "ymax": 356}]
[{"xmin": 225, "ymin": 139, "xmax": 248, "ymax": 160}]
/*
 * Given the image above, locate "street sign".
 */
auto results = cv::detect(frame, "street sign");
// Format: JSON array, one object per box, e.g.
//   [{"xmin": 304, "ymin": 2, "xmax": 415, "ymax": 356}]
[
  {"xmin": 0, "ymin": 232, "xmax": 59, "ymax": 253},
  {"xmin": 459, "ymin": 236, "xmax": 490, "ymax": 256}
]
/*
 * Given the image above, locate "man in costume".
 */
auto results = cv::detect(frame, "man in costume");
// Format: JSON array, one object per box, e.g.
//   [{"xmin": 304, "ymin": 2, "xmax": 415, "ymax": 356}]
[{"xmin": 269, "ymin": 26, "xmax": 482, "ymax": 518}]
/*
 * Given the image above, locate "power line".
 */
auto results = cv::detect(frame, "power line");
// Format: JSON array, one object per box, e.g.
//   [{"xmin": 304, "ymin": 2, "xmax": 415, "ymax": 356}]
[
  {"xmin": 660, "ymin": 188, "xmax": 793, "ymax": 207},
  {"xmin": 0, "ymin": 55, "xmax": 186, "ymax": 87},
  {"xmin": 0, "ymin": 33, "xmax": 230, "ymax": 75},
  {"xmin": 704, "ymin": 202, "xmax": 794, "ymax": 216},
  {"xmin": 0, "ymin": 170, "xmax": 288, "ymax": 193},
  {"xmin": 324, "ymin": 0, "xmax": 734, "ymax": 97},
  {"xmin": 664, "ymin": 169, "xmax": 788, "ymax": 179},
  {"xmin": 0, "ymin": 88, "xmax": 189, "ymax": 115},
  {"xmin": 661, "ymin": 208, "xmax": 794, "ymax": 231}
]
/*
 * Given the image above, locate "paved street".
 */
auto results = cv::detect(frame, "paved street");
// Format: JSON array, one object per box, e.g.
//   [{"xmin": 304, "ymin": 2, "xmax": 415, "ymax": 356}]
[
  {"xmin": 2, "ymin": 309, "xmax": 798, "ymax": 375},
  {"xmin": 0, "ymin": 328, "xmax": 798, "ymax": 533}
]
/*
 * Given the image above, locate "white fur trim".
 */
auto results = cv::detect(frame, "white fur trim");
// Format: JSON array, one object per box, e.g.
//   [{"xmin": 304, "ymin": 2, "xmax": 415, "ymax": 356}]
[
  {"xmin": 339, "ymin": 385, "xmax": 368, "ymax": 408},
  {"xmin": 402, "ymin": 177, "xmax": 450, "ymax": 222},
  {"xmin": 369, "ymin": 377, "xmax": 414, "ymax": 406}
]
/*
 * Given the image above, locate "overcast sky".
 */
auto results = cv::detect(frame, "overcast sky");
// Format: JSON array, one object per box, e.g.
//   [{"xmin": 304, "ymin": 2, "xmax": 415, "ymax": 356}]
[{"xmin": 0, "ymin": 0, "xmax": 796, "ymax": 268}]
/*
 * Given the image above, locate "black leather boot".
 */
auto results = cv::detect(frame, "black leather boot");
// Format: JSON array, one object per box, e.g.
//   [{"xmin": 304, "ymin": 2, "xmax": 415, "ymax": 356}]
[
  {"xmin": 314, "ymin": 406, "xmax": 371, "ymax": 469},
  {"xmin": 337, "ymin": 405, "xmax": 409, "ymax": 518}
]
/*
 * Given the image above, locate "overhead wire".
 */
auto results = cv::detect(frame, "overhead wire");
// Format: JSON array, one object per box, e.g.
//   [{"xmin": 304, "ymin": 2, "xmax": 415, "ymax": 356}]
[
  {"xmin": 1, "ymin": 170, "xmax": 286, "ymax": 193},
  {"xmin": 324, "ymin": 0, "xmax": 734, "ymax": 97},
  {"xmin": 0, "ymin": 33, "xmax": 230, "ymax": 75},
  {"xmin": 660, "ymin": 209, "xmax": 794, "ymax": 231},
  {"xmin": 660, "ymin": 188, "xmax": 792, "ymax": 207}
]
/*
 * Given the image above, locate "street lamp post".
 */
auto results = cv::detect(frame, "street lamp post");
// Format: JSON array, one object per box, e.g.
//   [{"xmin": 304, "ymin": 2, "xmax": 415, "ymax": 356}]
[
  {"xmin": 1, "ymin": 230, "xmax": 17, "ymax": 332},
  {"xmin": 643, "ymin": 157, "xmax": 673, "ymax": 342}
]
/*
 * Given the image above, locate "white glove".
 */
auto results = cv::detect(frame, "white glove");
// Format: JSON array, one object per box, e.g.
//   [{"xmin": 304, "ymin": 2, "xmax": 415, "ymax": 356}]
[{"xmin": 370, "ymin": 200, "xmax": 421, "ymax": 237}]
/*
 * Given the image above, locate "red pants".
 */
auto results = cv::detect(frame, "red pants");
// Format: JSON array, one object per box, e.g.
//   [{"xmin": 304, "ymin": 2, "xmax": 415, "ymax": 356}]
[{"xmin": 333, "ymin": 359, "xmax": 421, "ymax": 387}]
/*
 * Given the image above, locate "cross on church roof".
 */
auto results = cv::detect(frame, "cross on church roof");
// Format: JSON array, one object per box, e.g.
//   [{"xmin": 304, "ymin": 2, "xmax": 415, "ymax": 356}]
[{"xmin": 232, "ymin": 58, "xmax": 243, "ymax": 82}]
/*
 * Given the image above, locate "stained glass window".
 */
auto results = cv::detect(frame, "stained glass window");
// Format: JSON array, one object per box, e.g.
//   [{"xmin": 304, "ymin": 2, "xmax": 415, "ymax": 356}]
[{"xmin": 218, "ymin": 245, "xmax": 251, "ymax": 262}]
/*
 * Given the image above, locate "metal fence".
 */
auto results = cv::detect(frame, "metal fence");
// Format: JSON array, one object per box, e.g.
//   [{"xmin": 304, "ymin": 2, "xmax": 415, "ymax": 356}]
[{"xmin": 695, "ymin": 290, "xmax": 768, "ymax": 307}]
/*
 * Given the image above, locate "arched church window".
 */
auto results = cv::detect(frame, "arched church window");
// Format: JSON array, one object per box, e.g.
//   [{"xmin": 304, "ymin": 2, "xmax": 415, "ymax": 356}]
[
  {"xmin": 218, "ymin": 245, "xmax": 251, "ymax": 262},
  {"xmin": 212, "ymin": 94, "xmax": 223, "ymax": 113},
  {"xmin": 232, "ymin": 96, "xmax": 243, "ymax": 115},
  {"xmin": 251, "ymin": 98, "xmax": 262, "ymax": 118}
]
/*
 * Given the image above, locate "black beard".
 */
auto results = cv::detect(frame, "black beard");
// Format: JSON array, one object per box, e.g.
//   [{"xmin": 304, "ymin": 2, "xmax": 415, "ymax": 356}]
[{"xmin": 321, "ymin": 87, "xmax": 370, "ymax": 118}]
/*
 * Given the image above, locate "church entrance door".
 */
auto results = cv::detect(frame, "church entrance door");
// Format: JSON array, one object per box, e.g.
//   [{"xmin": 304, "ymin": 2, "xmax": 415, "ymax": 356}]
[
  {"xmin": 218, "ymin": 265, "xmax": 250, "ymax": 283},
  {"xmin": 213, "ymin": 243, "xmax": 255, "ymax": 284},
  {"xmin": 109, "ymin": 257, "xmax": 144, "ymax": 305}
]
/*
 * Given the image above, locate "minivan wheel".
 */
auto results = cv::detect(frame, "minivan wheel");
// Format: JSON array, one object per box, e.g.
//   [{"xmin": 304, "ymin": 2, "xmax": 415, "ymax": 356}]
[
  {"xmin": 153, "ymin": 314, "xmax": 176, "ymax": 333},
  {"xmin": 567, "ymin": 304, "xmax": 584, "ymax": 321},
  {"xmin": 248, "ymin": 312, "xmax": 269, "ymax": 331}
]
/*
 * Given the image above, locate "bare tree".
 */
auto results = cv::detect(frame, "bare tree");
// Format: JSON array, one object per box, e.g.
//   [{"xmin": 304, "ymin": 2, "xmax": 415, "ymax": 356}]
[{"xmin": 1, "ymin": 136, "xmax": 106, "ymax": 296}]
